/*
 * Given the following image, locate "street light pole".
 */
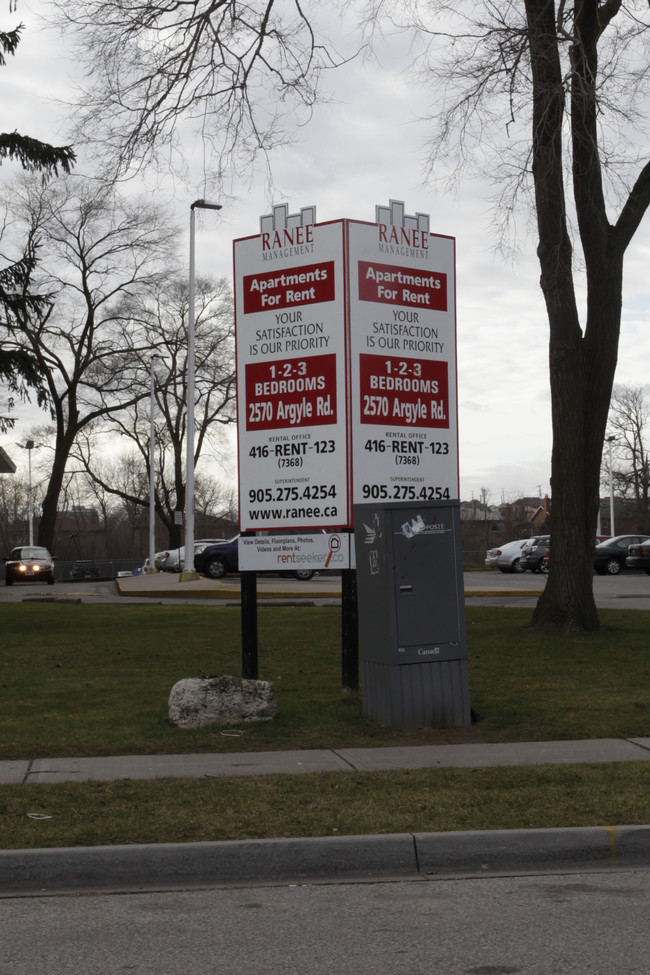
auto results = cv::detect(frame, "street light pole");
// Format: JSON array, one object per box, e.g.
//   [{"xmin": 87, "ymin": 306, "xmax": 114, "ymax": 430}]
[
  {"xmin": 25, "ymin": 440, "xmax": 34, "ymax": 545},
  {"xmin": 183, "ymin": 199, "xmax": 222, "ymax": 582},
  {"xmin": 149, "ymin": 354, "xmax": 166, "ymax": 574}
]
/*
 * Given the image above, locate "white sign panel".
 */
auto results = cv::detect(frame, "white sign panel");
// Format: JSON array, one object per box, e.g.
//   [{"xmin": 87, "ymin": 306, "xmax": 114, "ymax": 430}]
[
  {"xmin": 238, "ymin": 532, "xmax": 350, "ymax": 571},
  {"xmin": 347, "ymin": 201, "xmax": 459, "ymax": 505},
  {"xmin": 235, "ymin": 206, "xmax": 349, "ymax": 531}
]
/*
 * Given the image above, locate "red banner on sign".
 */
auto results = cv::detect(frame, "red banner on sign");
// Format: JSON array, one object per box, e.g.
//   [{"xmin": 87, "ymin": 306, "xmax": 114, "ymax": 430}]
[
  {"xmin": 359, "ymin": 353, "xmax": 449, "ymax": 428},
  {"xmin": 358, "ymin": 261, "xmax": 447, "ymax": 311},
  {"xmin": 245, "ymin": 354, "xmax": 338, "ymax": 431},
  {"xmin": 243, "ymin": 262, "xmax": 336, "ymax": 314}
]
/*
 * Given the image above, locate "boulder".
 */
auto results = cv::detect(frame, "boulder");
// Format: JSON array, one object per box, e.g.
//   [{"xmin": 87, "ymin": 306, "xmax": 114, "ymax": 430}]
[{"xmin": 168, "ymin": 674, "xmax": 276, "ymax": 729}]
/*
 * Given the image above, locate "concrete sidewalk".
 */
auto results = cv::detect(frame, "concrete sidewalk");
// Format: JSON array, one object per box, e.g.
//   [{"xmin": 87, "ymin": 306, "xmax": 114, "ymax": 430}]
[
  {"xmin": 2, "ymin": 738, "xmax": 650, "ymax": 895},
  {"xmin": 3, "ymin": 736, "xmax": 650, "ymax": 785}
]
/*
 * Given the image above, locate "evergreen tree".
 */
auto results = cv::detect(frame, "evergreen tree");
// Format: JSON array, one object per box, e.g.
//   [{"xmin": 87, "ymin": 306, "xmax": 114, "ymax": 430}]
[{"xmin": 0, "ymin": 21, "xmax": 75, "ymax": 431}]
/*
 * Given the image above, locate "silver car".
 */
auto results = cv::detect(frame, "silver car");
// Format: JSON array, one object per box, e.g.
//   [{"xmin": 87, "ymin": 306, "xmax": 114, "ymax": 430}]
[
  {"xmin": 158, "ymin": 539, "xmax": 225, "ymax": 572},
  {"xmin": 485, "ymin": 539, "xmax": 528, "ymax": 573}
]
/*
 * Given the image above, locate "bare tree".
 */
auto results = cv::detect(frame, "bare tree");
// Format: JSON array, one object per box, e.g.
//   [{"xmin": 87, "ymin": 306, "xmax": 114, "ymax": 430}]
[
  {"xmin": 0, "ymin": 469, "xmax": 27, "ymax": 552},
  {"xmin": 1, "ymin": 174, "xmax": 177, "ymax": 549},
  {"xmin": 71, "ymin": 448, "xmax": 149, "ymax": 551},
  {"xmin": 71, "ymin": 275, "xmax": 236, "ymax": 547},
  {"xmin": 361, "ymin": 0, "xmax": 650, "ymax": 631},
  {"xmin": 51, "ymin": 0, "xmax": 349, "ymax": 184},
  {"xmin": 605, "ymin": 384, "xmax": 650, "ymax": 524},
  {"xmin": 195, "ymin": 477, "xmax": 239, "ymax": 538},
  {"xmin": 51, "ymin": 1, "xmax": 650, "ymax": 630}
]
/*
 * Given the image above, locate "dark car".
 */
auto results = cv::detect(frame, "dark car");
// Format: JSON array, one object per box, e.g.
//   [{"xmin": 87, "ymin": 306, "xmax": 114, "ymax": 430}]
[
  {"xmin": 543, "ymin": 535, "xmax": 609, "ymax": 571},
  {"xmin": 594, "ymin": 534, "xmax": 650, "ymax": 575},
  {"xmin": 194, "ymin": 534, "xmax": 316, "ymax": 581},
  {"xmin": 519, "ymin": 535, "xmax": 550, "ymax": 574},
  {"xmin": 70, "ymin": 559, "xmax": 101, "ymax": 580},
  {"xmin": 3, "ymin": 545, "xmax": 55, "ymax": 586},
  {"xmin": 626, "ymin": 540, "xmax": 650, "ymax": 574}
]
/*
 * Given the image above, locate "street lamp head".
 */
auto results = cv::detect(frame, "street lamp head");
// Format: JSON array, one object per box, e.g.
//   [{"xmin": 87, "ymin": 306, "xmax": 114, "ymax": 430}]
[{"xmin": 191, "ymin": 199, "xmax": 222, "ymax": 211}]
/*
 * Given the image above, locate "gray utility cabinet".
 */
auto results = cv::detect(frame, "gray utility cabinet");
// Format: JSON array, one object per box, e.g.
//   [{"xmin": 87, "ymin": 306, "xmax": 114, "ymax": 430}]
[{"xmin": 353, "ymin": 500, "xmax": 470, "ymax": 730}]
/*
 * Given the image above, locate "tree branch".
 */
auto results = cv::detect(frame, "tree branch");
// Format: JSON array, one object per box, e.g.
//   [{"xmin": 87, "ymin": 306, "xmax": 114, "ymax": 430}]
[{"xmin": 612, "ymin": 158, "xmax": 650, "ymax": 253}]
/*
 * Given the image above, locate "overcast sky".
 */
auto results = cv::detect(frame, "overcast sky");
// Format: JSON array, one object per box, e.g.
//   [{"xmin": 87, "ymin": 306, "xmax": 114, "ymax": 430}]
[{"xmin": 3, "ymin": 1, "xmax": 649, "ymax": 505}]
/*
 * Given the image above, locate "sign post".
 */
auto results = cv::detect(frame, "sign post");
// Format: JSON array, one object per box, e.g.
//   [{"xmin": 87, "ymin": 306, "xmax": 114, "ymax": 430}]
[{"xmin": 233, "ymin": 200, "xmax": 464, "ymax": 718}]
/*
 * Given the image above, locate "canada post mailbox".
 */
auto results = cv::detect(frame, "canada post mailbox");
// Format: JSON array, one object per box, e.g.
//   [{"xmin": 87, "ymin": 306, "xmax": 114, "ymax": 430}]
[{"xmin": 353, "ymin": 500, "xmax": 470, "ymax": 729}]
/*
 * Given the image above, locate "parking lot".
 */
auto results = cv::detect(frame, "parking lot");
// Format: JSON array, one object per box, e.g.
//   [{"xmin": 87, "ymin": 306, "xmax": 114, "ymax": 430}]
[{"xmin": 1, "ymin": 568, "xmax": 649, "ymax": 609}]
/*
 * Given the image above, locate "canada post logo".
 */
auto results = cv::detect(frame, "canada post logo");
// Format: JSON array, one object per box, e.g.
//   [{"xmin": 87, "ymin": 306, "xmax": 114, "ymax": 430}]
[{"xmin": 401, "ymin": 515, "xmax": 448, "ymax": 539}]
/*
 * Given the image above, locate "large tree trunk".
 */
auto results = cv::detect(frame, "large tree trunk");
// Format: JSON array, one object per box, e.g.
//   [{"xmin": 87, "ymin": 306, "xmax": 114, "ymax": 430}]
[
  {"xmin": 38, "ymin": 430, "xmax": 76, "ymax": 552},
  {"xmin": 533, "ymin": 339, "xmax": 599, "ymax": 631},
  {"xmin": 533, "ymin": 266, "xmax": 622, "ymax": 631},
  {"xmin": 524, "ymin": 0, "xmax": 596, "ymax": 629},
  {"xmin": 525, "ymin": 0, "xmax": 627, "ymax": 630}
]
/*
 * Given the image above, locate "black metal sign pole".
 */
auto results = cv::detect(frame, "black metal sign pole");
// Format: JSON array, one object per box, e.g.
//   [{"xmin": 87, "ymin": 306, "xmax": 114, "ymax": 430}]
[{"xmin": 240, "ymin": 569, "xmax": 258, "ymax": 680}]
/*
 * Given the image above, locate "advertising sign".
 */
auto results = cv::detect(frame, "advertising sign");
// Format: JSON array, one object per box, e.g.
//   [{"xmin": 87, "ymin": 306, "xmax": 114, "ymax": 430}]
[
  {"xmin": 235, "ymin": 205, "xmax": 348, "ymax": 531},
  {"xmin": 238, "ymin": 531, "xmax": 350, "ymax": 572},
  {"xmin": 347, "ymin": 201, "xmax": 459, "ymax": 506},
  {"xmin": 234, "ymin": 200, "xmax": 459, "ymax": 539}
]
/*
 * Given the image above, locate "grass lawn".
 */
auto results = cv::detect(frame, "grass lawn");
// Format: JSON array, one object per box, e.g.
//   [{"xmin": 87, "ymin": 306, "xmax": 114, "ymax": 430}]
[
  {"xmin": 2, "ymin": 763, "xmax": 650, "ymax": 850},
  {"xmin": 1, "ymin": 603, "xmax": 649, "ymax": 849},
  {"xmin": 1, "ymin": 604, "xmax": 649, "ymax": 758}
]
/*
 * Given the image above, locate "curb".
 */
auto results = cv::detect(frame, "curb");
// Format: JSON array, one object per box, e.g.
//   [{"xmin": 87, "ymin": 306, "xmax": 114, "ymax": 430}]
[
  {"xmin": 115, "ymin": 580, "xmax": 330, "ymax": 601},
  {"xmin": 1, "ymin": 826, "xmax": 649, "ymax": 896},
  {"xmin": 114, "ymin": 582, "xmax": 543, "ymax": 601},
  {"xmin": 465, "ymin": 589, "xmax": 544, "ymax": 598}
]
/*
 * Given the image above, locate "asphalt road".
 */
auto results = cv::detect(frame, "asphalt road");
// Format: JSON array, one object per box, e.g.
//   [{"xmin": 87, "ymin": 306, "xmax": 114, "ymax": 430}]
[
  {"xmin": 2, "ymin": 868, "xmax": 649, "ymax": 975},
  {"xmin": 1, "ymin": 569, "xmax": 649, "ymax": 608}
]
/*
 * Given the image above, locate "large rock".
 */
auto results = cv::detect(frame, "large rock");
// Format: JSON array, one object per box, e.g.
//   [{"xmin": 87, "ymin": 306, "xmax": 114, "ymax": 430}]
[{"xmin": 168, "ymin": 674, "xmax": 276, "ymax": 729}]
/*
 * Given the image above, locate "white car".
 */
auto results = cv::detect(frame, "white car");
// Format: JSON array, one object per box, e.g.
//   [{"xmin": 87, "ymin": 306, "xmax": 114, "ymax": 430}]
[
  {"xmin": 157, "ymin": 539, "xmax": 225, "ymax": 572},
  {"xmin": 485, "ymin": 539, "xmax": 528, "ymax": 573}
]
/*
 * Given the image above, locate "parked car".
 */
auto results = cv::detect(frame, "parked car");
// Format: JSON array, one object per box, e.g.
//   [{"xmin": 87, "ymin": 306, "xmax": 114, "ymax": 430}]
[
  {"xmin": 594, "ymin": 534, "xmax": 650, "ymax": 575},
  {"xmin": 3, "ymin": 545, "xmax": 55, "ymax": 586},
  {"xmin": 157, "ymin": 539, "xmax": 225, "ymax": 573},
  {"xmin": 519, "ymin": 535, "xmax": 550, "ymax": 574},
  {"xmin": 543, "ymin": 535, "xmax": 609, "ymax": 571},
  {"xmin": 70, "ymin": 559, "xmax": 101, "ymax": 580},
  {"xmin": 626, "ymin": 540, "xmax": 650, "ymax": 574},
  {"xmin": 485, "ymin": 539, "xmax": 528, "ymax": 573},
  {"xmin": 194, "ymin": 534, "xmax": 316, "ymax": 581}
]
